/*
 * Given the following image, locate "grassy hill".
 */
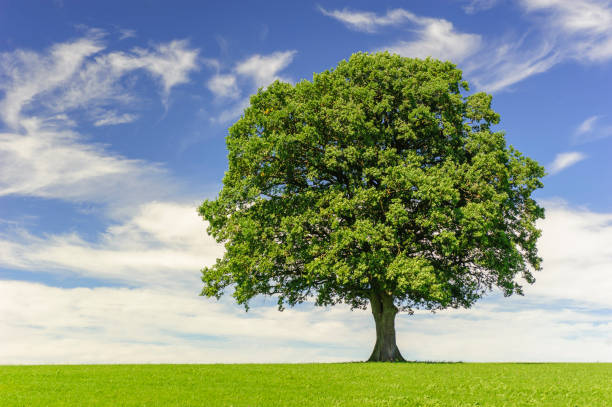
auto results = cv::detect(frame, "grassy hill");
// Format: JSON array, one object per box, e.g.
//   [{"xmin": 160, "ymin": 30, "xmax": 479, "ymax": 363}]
[{"xmin": 1, "ymin": 363, "xmax": 610, "ymax": 406}]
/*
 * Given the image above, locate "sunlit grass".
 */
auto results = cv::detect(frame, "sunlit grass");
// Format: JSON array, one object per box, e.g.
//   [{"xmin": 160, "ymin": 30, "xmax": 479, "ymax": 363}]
[{"xmin": 1, "ymin": 363, "xmax": 610, "ymax": 406}]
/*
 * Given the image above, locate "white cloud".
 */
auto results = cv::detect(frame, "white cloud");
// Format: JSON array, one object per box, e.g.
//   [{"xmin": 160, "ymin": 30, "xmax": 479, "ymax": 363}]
[
  {"xmin": 93, "ymin": 112, "xmax": 137, "ymax": 126},
  {"xmin": 468, "ymin": 0, "xmax": 612, "ymax": 90},
  {"xmin": 207, "ymin": 74, "xmax": 240, "ymax": 99},
  {"xmin": 107, "ymin": 39, "xmax": 199, "ymax": 100},
  {"xmin": 521, "ymin": 0, "xmax": 612, "ymax": 36},
  {"xmin": 572, "ymin": 115, "xmax": 612, "ymax": 144},
  {"xmin": 463, "ymin": 0, "xmax": 502, "ymax": 14},
  {"xmin": 0, "ymin": 35, "xmax": 199, "ymax": 203},
  {"xmin": 0, "ymin": 280, "xmax": 368, "ymax": 364},
  {"xmin": 42, "ymin": 40, "xmax": 198, "ymax": 119},
  {"xmin": 320, "ymin": 7, "xmax": 481, "ymax": 63},
  {"xmin": 401, "ymin": 302, "xmax": 611, "ymax": 362},
  {"xmin": 0, "ymin": 201, "xmax": 223, "ymax": 288},
  {"xmin": 0, "ymin": 118, "xmax": 174, "ymax": 203},
  {"xmin": 210, "ymin": 50, "xmax": 297, "ymax": 123},
  {"xmin": 525, "ymin": 201, "xmax": 612, "ymax": 307},
  {"xmin": 465, "ymin": 36, "xmax": 561, "ymax": 92},
  {"xmin": 518, "ymin": 0, "xmax": 612, "ymax": 61},
  {"xmin": 576, "ymin": 115, "xmax": 600, "ymax": 135},
  {"xmin": 382, "ymin": 18, "xmax": 482, "ymax": 63},
  {"xmin": 0, "ymin": 34, "xmax": 199, "ymax": 131},
  {"xmin": 1, "ymin": 279, "xmax": 610, "ymax": 363},
  {"xmin": 548, "ymin": 151, "xmax": 587, "ymax": 174},
  {"xmin": 322, "ymin": 3, "xmax": 612, "ymax": 92},
  {"xmin": 118, "ymin": 28, "xmax": 137, "ymax": 40},
  {"xmin": 0, "ymin": 36, "xmax": 104, "ymax": 128},
  {"xmin": 235, "ymin": 50, "xmax": 296, "ymax": 89},
  {"xmin": 318, "ymin": 7, "xmax": 416, "ymax": 33}
]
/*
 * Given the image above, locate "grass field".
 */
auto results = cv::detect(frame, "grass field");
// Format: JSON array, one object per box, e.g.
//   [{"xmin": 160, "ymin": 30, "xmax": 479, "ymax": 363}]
[{"xmin": 1, "ymin": 363, "xmax": 610, "ymax": 406}]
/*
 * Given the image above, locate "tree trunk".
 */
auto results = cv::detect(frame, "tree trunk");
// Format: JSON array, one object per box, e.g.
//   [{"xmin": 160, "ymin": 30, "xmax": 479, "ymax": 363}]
[{"xmin": 367, "ymin": 292, "xmax": 405, "ymax": 362}]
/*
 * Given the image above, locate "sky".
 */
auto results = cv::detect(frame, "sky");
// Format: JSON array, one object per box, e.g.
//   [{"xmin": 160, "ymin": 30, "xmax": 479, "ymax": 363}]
[{"xmin": 0, "ymin": 0, "xmax": 611, "ymax": 364}]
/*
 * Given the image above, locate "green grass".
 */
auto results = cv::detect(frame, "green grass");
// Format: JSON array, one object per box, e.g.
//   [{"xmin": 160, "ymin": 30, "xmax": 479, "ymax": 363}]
[{"xmin": 1, "ymin": 363, "xmax": 610, "ymax": 406}]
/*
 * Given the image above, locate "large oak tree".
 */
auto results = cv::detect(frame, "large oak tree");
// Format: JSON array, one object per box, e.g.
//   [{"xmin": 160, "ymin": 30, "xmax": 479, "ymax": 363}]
[{"xmin": 199, "ymin": 52, "xmax": 544, "ymax": 362}]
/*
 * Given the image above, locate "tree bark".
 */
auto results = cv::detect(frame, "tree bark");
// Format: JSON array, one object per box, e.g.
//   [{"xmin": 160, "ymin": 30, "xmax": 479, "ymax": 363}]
[{"xmin": 367, "ymin": 292, "xmax": 405, "ymax": 362}]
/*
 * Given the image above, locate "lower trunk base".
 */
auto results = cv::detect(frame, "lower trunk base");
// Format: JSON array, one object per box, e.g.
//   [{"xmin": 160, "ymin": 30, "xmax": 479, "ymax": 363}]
[
  {"xmin": 367, "ymin": 293, "xmax": 405, "ymax": 362},
  {"xmin": 367, "ymin": 342, "xmax": 405, "ymax": 362}
]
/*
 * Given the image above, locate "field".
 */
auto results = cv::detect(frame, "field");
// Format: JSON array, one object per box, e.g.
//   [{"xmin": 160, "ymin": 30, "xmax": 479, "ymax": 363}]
[{"xmin": 1, "ymin": 363, "xmax": 610, "ymax": 406}]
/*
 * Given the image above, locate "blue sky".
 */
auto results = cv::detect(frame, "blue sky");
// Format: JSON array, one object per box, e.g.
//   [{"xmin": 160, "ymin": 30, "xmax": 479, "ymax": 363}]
[{"xmin": 0, "ymin": 0, "xmax": 611, "ymax": 363}]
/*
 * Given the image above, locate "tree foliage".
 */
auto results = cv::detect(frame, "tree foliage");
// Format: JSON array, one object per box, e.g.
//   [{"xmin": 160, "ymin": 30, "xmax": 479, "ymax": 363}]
[{"xmin": 199, "ymin": 52, "xmax": 544, "ymax": 318}]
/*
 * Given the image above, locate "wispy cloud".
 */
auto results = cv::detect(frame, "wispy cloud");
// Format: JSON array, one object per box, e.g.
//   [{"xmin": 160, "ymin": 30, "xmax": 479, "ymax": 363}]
[
  {"xmin": 93, "ymin": 112, "xmax": 138, "ymax": 126},
  {"xmin": 471, "ymin": 0, "xmax": 612, "ymax": 89},
  {"xmin": 118, "ymin": 28, "xmax": 137, "ymax": 40},
  {"xmin": 0, "ymin": 118, "xmax": 176, "ymax": 203},
  {"xmin": 520, "ymin": 0, "xmax": 612, "ymax": 61},
  {"xmin": 572, "ymin": 115, "xmax": 612, "ymax": 144},
  {"xmin": 466, "ymin": 37, "xmax": 561, "ymax": 92},
  {"xmin": 107, "ymin": 39, "xmax": 199, "ymax": 101},
  {"xmin": 576, "ymin": 115, "xmax": 600, "ymax": 135},
  {"xmin": 462, "ymin": 0, "xmax": 502, "ymax": 14},
  {"xmin": 473, "ymin": 0, "xmax": 612, "ymax": 90},
  {"xmin": 548, "ymin": 152, "xmax": 587, "ymax": 174},
  {"xmin": 213, "ymin": 97, "xmax": 250, "ymax": 124},
  {"xmin": 320, "ymin": 7, "xmax": 482, "ymax": 63},
  {"xmin": 209, "ymin": 50, "xmax": 297, "ymax": 123},
  {"xmin": 207, "ymin": 74, "xmax": 240, "ymax": 99},
  {"xmin": 321, "ymin": 2, "xmax": 612, "ymax": 92},
  {"xmin": 401, "ymin": 300, "xmax": 612, "ymax": 362},
  {"xmin": 0, "ymin": 35, "xmax": 105, "ymax": 129},
  {"xmin": 318, "ymin": 7, "xmax": 416, "ymax": 33},
  {"xmin": 0, "ymin": 201, "xmax": 223, "ymax": 288},
  {"xmin": 0, "ymin": 33, "xmax": 199, "ymax": 203},
  {"xmin": 234, "ymin": 50, "xmax": 296, "ymax": 88},
  {"xmin": 0, "ymin": 33, "xmax": 198, "ymax": 129},
  {"xmin": 382, "ymin": 18, "xmax": 482, "ymax": 63}
]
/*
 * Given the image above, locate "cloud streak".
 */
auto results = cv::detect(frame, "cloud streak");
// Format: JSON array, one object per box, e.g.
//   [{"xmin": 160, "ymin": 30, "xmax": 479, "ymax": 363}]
[
  {"xmin": 520, "ymin": 0, "xmax": 612, "ymax": 61},
  {"xmin": 0, "ymin": 33, "xmax": 199, "ymax": 204},
  {"xmin": 320, "ymin": 7, "xmax": 482, "ymax": 63},
  {"xmin": 548, "ymin": 152, "xmax": 587, "ymax": 174},
  {"xmin": 207, "ymin": 74, "xmax": 240, "ymax": 99},
  {"xmin": 0, "ymin": 201, "xmax": 223, "ymax": 288},
  {"xmin": 462, "ymin": 0, "xmax": 502, "ymax": 14},
  {"xmin": 318, "ymin": 7, "xmax": 416, "ymax": 33},
  {"xmin": 572, "ymin": 115, "xmax": 612, "ymax": 144},
  {"xmin": 0, "ymin": 119, "xmax": 175, "ymax": 203},
  {"xmin": 381, "ymin": 18, "xmax": 482, "ymax": 63},
  {"xmin": 0, "ymin": 34, "xmax": 198, "ymax": 130},
  {"xmin": 321, "ymin": 2, "xmax": 612, "ymax": 91},
  {"xmin": 107, "ymin": 39, "xmax": 199, "ymax": 101},
  {"xmin": 93, "ymin": 112, "xmax": 138, "ymax": 126},
  {"xmin": 465, "ymin": 37, "xmax": 561, "ymax": 92},
  {"xmin": 0, "ymin": 36, "xmax": 104, "ymax": 129},
  {"xmin": 207, "ymin": 50, "xmax": 297, "ymax": 123},
  {"xmin": 235, "ymin": 50, "xmax": 296, "ymax": 89},
  {"xmin": 472, "ymin": 0, "xmax": 612, "ymax": 90}
]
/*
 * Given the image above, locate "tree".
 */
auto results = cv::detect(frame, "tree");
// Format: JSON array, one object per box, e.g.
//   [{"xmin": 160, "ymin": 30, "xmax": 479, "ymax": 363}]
[{"xmin": 199, "ymin": 52, "xmax": 544, "ymax": 362}]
